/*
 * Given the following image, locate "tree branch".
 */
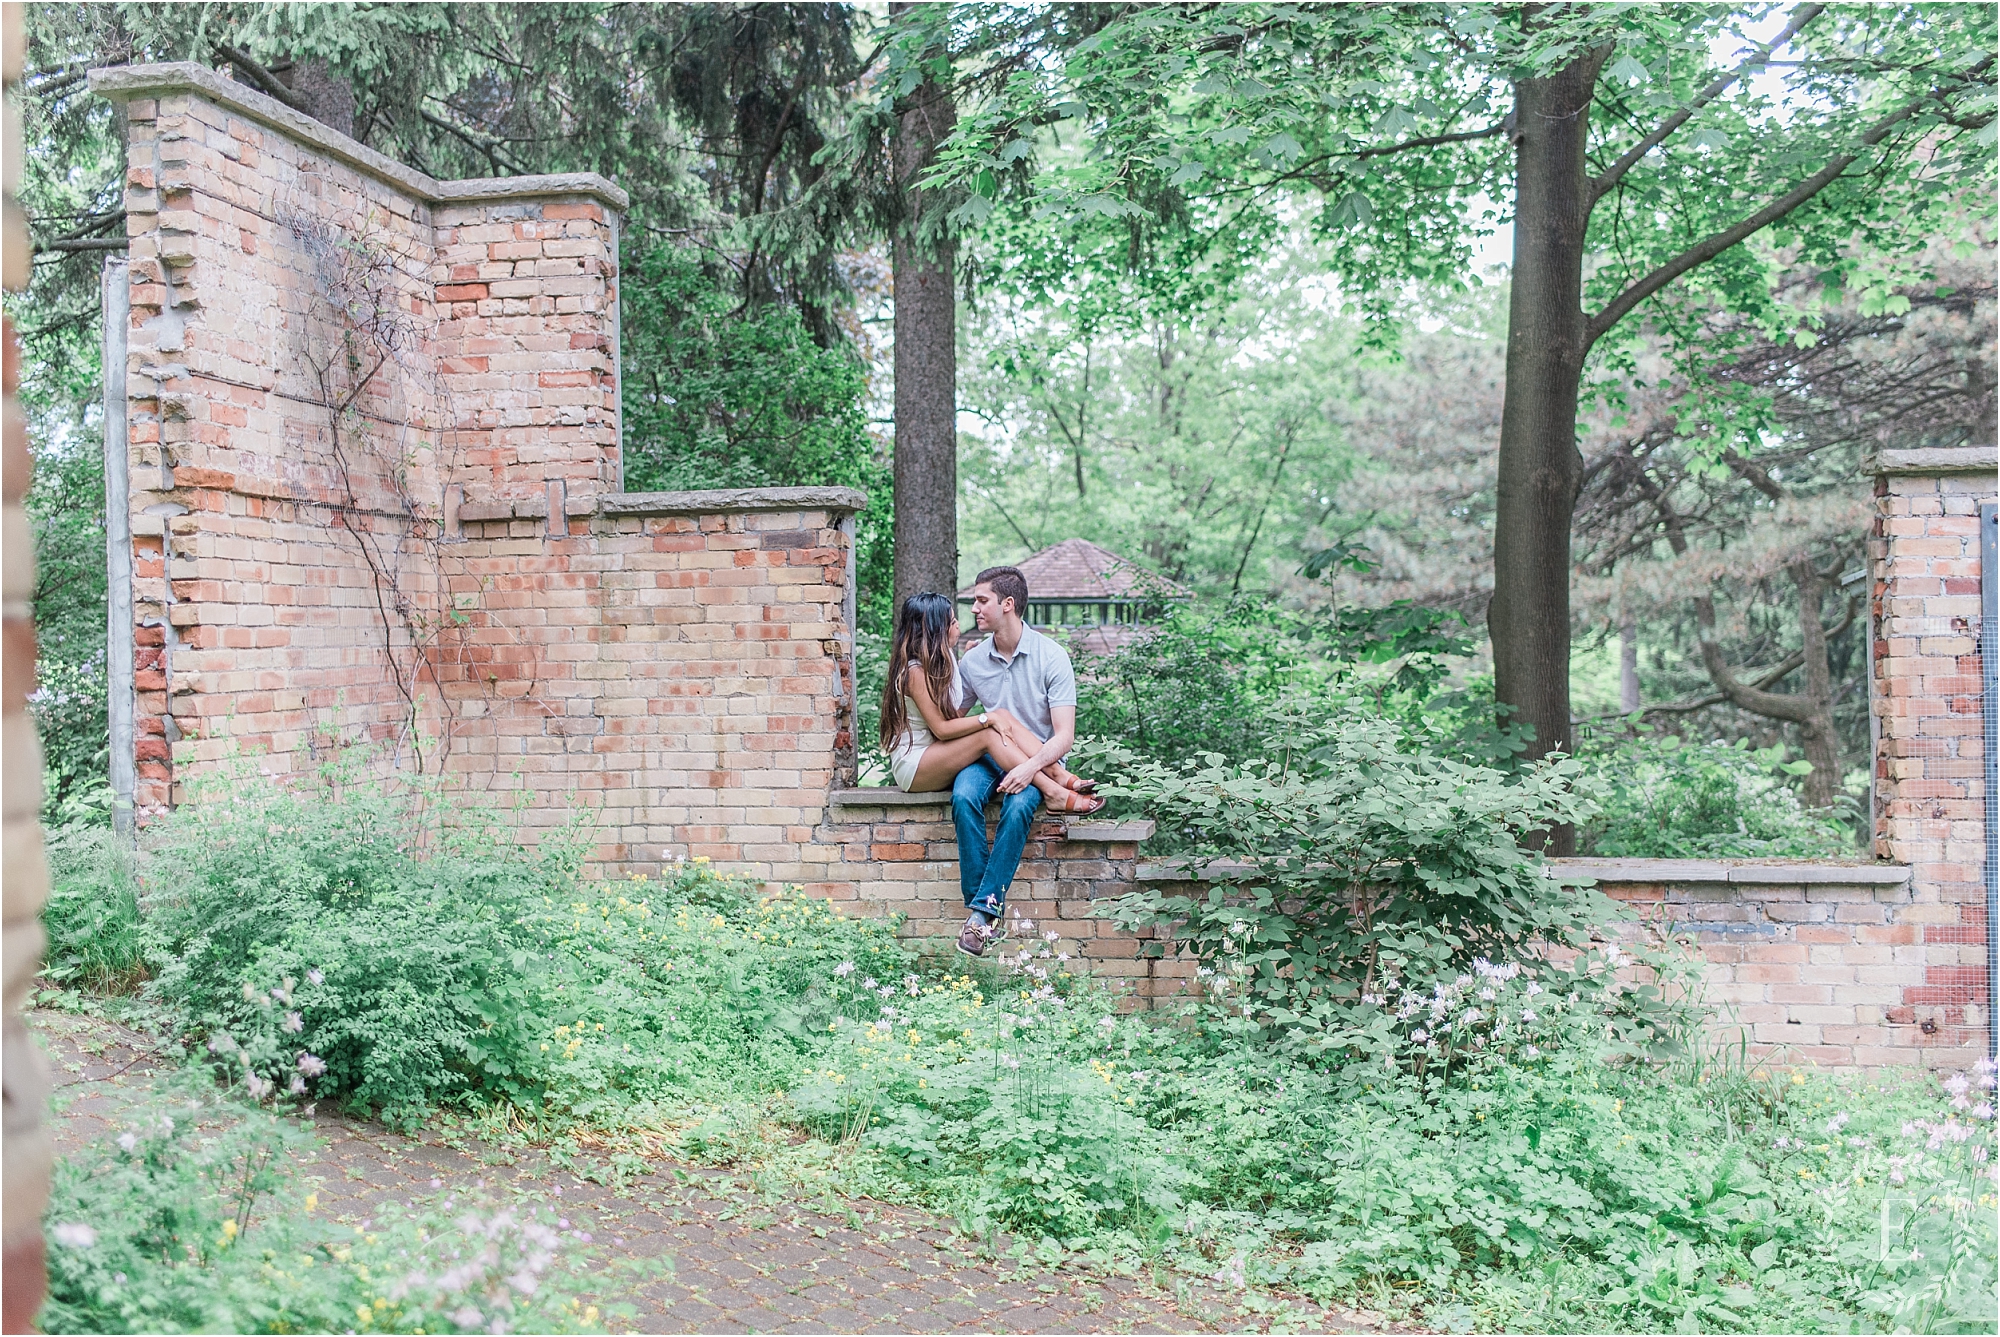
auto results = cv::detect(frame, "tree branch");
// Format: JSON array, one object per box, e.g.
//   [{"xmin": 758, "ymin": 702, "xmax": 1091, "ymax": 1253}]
[
  {"xmin": 1583, "ymin": 81, "xmax": 1964, "ymax": 349},
  {"xmin": 214, "ymin": 44, "xmax": 309, "ymax": 113},
  {"xmin": 418, "ymin": 106, "xmax": 529, "ymax": 175},
  {"xmin": 1225, "ymin": 119, "xmax": 1508, "ymax": 198},
  {"xmin": 1590, "ymin": 3, "xmax": 1826, "ymax": 203},
  {"xmin": 34, "ymin": 238, "xmax": 127, "ymax": 254},
  {"xmin": 1695, "ymin": 589, "xmax": 1857, "ymax": 722}
]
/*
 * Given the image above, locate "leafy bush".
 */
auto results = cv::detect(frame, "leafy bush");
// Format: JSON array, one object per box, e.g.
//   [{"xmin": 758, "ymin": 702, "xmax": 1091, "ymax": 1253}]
[
  {"xmin": 141, "ymin": 763, "xmax": 583, "ymax": 1121},
  {"xmin": 1580, "ymin": 734, "xmax": 1861, "ymax": 859},
  {"xmin": 41, "ymin": 1068, "xmax": 606, "ymax": 1335},
  {"xmin": 39, "ymin": 823, "xmax": 147, "ymax": 998},
  {"xmin": 1088, "ymin": 706, "xmax": 1656, "ymax": 1060},
  {"xmin": 1151, "ymin": 1031, "xmax": 1997, "ymax": 1333},
  {"xmin": 125, "ymin": 757, "xmax": 913, "ymax": 1127},
  {"xmin": 788, "ymin": 952, "xmax": 1189, "ymax": 1239}
]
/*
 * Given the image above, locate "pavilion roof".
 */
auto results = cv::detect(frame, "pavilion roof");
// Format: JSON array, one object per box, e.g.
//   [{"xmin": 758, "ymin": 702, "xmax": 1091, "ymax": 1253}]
[{"xmin": 961, "ymin": 538, "xmax": 1191, "ymax": 602}]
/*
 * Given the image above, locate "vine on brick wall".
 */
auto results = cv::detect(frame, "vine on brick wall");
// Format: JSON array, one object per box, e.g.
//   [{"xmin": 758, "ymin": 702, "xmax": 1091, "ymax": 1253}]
[
  {"xmin": 284, "ymin": 202, "xmax": 464, "ymax": 773},
  {"xmin": 282, "ymin": 198, "xmax": 568, "ymax": 780}
]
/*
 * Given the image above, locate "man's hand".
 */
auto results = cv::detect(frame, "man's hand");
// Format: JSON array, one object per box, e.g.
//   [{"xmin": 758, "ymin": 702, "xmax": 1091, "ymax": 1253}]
[{"xmin": 997, "ymin": 760, "xmax": 1041, "ymax": 794}]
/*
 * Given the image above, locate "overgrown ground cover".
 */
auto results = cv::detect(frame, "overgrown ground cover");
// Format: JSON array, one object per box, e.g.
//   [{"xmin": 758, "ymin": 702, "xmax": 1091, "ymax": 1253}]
[{"xmin": 38, "ymin": 740, "xmax": 1994, "ymax": 1335}]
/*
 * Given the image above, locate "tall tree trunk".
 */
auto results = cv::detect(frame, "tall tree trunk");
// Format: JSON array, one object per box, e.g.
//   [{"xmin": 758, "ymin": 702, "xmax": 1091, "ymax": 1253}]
[
  {"xmin": 1787, "ymin": 558, "xmax": 1841, "ymax": 807},
  {"xmin": 1490, "ymin": 45, "xmax": 1608, "ymax": 855},
  {"xmin": 890, "ymin": 6, "xmax": 958, "ymax": 610},
  {"xmin": 1619, "ymin": 610, "xmax": 1641, "ymax": 713}
]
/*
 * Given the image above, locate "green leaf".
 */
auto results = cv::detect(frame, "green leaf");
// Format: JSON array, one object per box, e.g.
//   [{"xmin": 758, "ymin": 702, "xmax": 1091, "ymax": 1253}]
[
  {"xmin": 1328, "ymin": 190, "xmax": 1375, "ymax": 228},
  {"xmin": 1607, "ymin": 54, "xmax": 1651, "ymax": 85},
  {"xmin": 1263, "ymin": 133, "xmax": 1304, "ymax": 161},
  {"xmin": 1372, "ymin": 107, "xmax": 1420, "ymax": 137}
]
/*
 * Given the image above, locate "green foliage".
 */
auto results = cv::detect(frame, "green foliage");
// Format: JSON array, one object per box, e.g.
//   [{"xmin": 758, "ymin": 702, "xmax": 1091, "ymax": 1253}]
[
  {"xmin": 957, "ymin": 254, "xmax": 1359, "ymax": 597},
  {"xmin": 140, "ymin": 763, "xmax": 581, "ymax": 1121},
  {"xmin": 1070, "ymin": 591, "xmax": 1514, "ymax": 787},
  {"xmin": 1149, "ymin": 1030, "xmax": 1997, "ymax": 1334},
  {"xmin": 41, "ymin": 766, "xmax": 1999, "ymax": 1332},
  {"xmin": 940, "ymin": 4, "xmax": 1995, "ymax": 360},
  {"xmin": 1580, "ymin": 734, "xmax": 1862, "ymax": 860},
  {"xmin": 40, "ymin": 1068, "xmax": 606, "ymax": 1335},
  {"xmin": 1089, "ymin": 707, "xmax": 1636, "ymax": 1060},
  {"xmin": 789, "ymin": 964, "xmax": 1189, "ymax": 1239},
  {"xmin": 38, "ymin": 823, "xmax": 147, "ymax": 999},
  {"xmin": 118, "ymin": 756, "xmax": 911, "ymax": 1126}
]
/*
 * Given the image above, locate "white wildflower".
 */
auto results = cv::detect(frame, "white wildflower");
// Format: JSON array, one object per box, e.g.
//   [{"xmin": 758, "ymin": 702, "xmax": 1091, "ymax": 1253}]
[
  {"xmin": 51, "ymin": 1223, "xmax": 96, "ymax": 1249},
  {"xmin": 116, "ymin": 1132, "xmax": 138, "ymax": 1153},
  {"xmin": 282, "ymin": 1011, "xmax": 304, "ymax": 1034}
]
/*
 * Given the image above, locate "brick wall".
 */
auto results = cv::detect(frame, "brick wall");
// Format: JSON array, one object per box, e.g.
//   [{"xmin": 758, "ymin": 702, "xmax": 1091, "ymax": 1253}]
[
  {"xmin": 811, "ymin": 793, "xmax": 1186, "ymax": 1005},
  {"xmin": 1870, "ymin": 448, "xmax": 1995, "ymax": 1060},
  {"xmin": 437, "ymin": 492, "xmax": 856, "ymax": 855},
  {"xmin": 1577, "ymin": 860, "xmax": 1958, "ymax": 1069},
  {"xmin": 92, "ymin": 63, "xmax": 625, "ymax": 814}
]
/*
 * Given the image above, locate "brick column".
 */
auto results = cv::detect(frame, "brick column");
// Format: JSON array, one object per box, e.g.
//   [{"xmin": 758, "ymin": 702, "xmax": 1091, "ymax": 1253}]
[
  {"xmin": 2, "ymin": 2, "xmax": 53, "ymax": 1324},
  {"xmin": 1871, "ymin": 446, "xmax": 1996, "ymax": 1064}
]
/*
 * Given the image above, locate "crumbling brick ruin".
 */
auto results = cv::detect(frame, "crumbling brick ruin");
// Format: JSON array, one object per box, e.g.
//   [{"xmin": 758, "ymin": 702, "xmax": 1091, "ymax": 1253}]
[{"xmin": 93, "ymin": 63, "xmax": 1994, "ymax": 1066}]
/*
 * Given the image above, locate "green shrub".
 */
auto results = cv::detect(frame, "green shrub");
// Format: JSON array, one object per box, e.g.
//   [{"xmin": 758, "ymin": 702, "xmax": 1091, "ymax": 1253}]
[
  {"xmin": 1153, "ymin": 1033, "xmax": 1997, "ymax": 1333},
  {"xmin": 787, "ymin": 957, "xmax": 1190, "ymax": 1239},
  {"xmin": 40, "ymin": 1068, "xmax": 607, "ymax": 1335},
  {"xmin": 39, "ymin": 823, "xmax": 147, "ymax": 998},
  {"xmin": 524, "ymin": 873, "xmax": 911, "ymax": 1121},
  {"xmin": 1087, "ymin": 706, "xmax": 1666, "ymax": 1061},
  {"xmin": 141, "ymin": 763, "xmax": 581, "ymax": 1121},
  {"xmin": 134, "ymin": 756, "xmax": 913, "ymax": 1126},
  {"xmin": 1580, "ymin": 734, "xmax": 1861, "ymax": 859}
]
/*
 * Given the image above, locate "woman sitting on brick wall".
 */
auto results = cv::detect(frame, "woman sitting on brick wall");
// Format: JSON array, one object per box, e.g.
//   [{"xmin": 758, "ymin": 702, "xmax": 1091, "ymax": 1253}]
[{"xmin": 879, "ymin": 592, "xmax": 1104, "ymax": 813}]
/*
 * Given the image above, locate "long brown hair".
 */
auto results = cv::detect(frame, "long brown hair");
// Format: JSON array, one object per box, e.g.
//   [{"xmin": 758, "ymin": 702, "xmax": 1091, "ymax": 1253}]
[{"xmin": 880, "ymin": 592, "xmax": 962, "ymax": 750}]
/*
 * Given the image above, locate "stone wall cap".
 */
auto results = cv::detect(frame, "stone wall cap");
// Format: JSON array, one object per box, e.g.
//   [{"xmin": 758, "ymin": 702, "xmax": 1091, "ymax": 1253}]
[
  {"xmin": 1870, "ymin": 446, "xmax": 1997, "ymax": 476},
  {"xmin": 598, "ymin": 486, "xmax": 868, "ymax": 517},
  {"xmin": 1550, "ymin": 857, "xmax": 1911, "ymax": 886},
  {"xmin": 91, "ymin": 62, "xmax": 628, "ymax": 212},
  {"xmin": 1137, "ymin": 855, "xmax": 1912, "ymax": 886}
]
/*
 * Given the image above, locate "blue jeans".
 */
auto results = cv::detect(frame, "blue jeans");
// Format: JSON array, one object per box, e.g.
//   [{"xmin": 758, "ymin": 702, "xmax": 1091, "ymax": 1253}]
[{"xmin": 951, "ymin": 757, "xmax": 1042, "ymax": 920}]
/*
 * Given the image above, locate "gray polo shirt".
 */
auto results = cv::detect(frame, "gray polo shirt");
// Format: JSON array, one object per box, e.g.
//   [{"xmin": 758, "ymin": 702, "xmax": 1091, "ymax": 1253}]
[{"xmin": 957, "ymin": 626, "xmax": 1077, "ymax": 743}]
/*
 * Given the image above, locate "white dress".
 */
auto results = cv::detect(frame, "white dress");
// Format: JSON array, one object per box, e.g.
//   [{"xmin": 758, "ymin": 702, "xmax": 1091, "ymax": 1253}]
[{"xmin": 889, "ymin": 660, "xmax": 964, "ymax": 791}]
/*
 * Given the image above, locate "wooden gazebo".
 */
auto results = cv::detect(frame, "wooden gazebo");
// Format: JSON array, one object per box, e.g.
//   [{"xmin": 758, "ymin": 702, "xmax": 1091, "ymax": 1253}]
[{"xmin": 961, "ymin": 539, "xmax": 1190, "ymax": 645}]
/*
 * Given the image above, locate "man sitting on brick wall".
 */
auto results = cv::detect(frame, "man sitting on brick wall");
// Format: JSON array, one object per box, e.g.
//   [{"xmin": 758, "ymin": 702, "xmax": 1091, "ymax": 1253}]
[{"xmin": 950, "ymin": 566, "xmax": 1095, "ymax": 957}]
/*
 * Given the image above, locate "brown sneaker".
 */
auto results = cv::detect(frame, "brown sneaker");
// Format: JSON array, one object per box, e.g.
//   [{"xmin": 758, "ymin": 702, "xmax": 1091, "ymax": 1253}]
[{"xmin": 956, "ymin": 913, "xmax": 992, "ymax": 957}]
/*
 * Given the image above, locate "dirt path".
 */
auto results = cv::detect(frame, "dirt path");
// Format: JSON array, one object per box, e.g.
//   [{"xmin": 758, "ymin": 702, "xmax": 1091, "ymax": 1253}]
[{"xmin": 38, "ymin": 1013, "xmax": 1364, "ymax": 1335}]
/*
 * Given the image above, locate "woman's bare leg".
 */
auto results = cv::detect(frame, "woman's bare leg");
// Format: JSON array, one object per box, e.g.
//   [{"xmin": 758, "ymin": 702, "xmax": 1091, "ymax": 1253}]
[
  {"xmin": 984, "ymin": 711, "xmax": 1093, "ymax": 792},
  {"xmin": 905, "ymin": 727, "xmax": 1085, "ymax": 806}
]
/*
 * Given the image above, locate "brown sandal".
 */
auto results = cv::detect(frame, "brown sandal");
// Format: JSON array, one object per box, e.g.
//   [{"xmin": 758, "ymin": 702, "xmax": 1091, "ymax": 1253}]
[{"xmin": 1046, "ymin": 790, "xmax": 1106, "ymax": 816}]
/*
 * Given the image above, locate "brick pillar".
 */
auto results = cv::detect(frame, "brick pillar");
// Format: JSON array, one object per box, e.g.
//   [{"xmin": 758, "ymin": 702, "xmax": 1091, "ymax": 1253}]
[
  {"xmin": 2, "ymin": 2, "xmax": 53, "ymax": 1325},
  {"xmin": 1871, "ymin": 446, "xmax": 1997, "ymax": 1064}
]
